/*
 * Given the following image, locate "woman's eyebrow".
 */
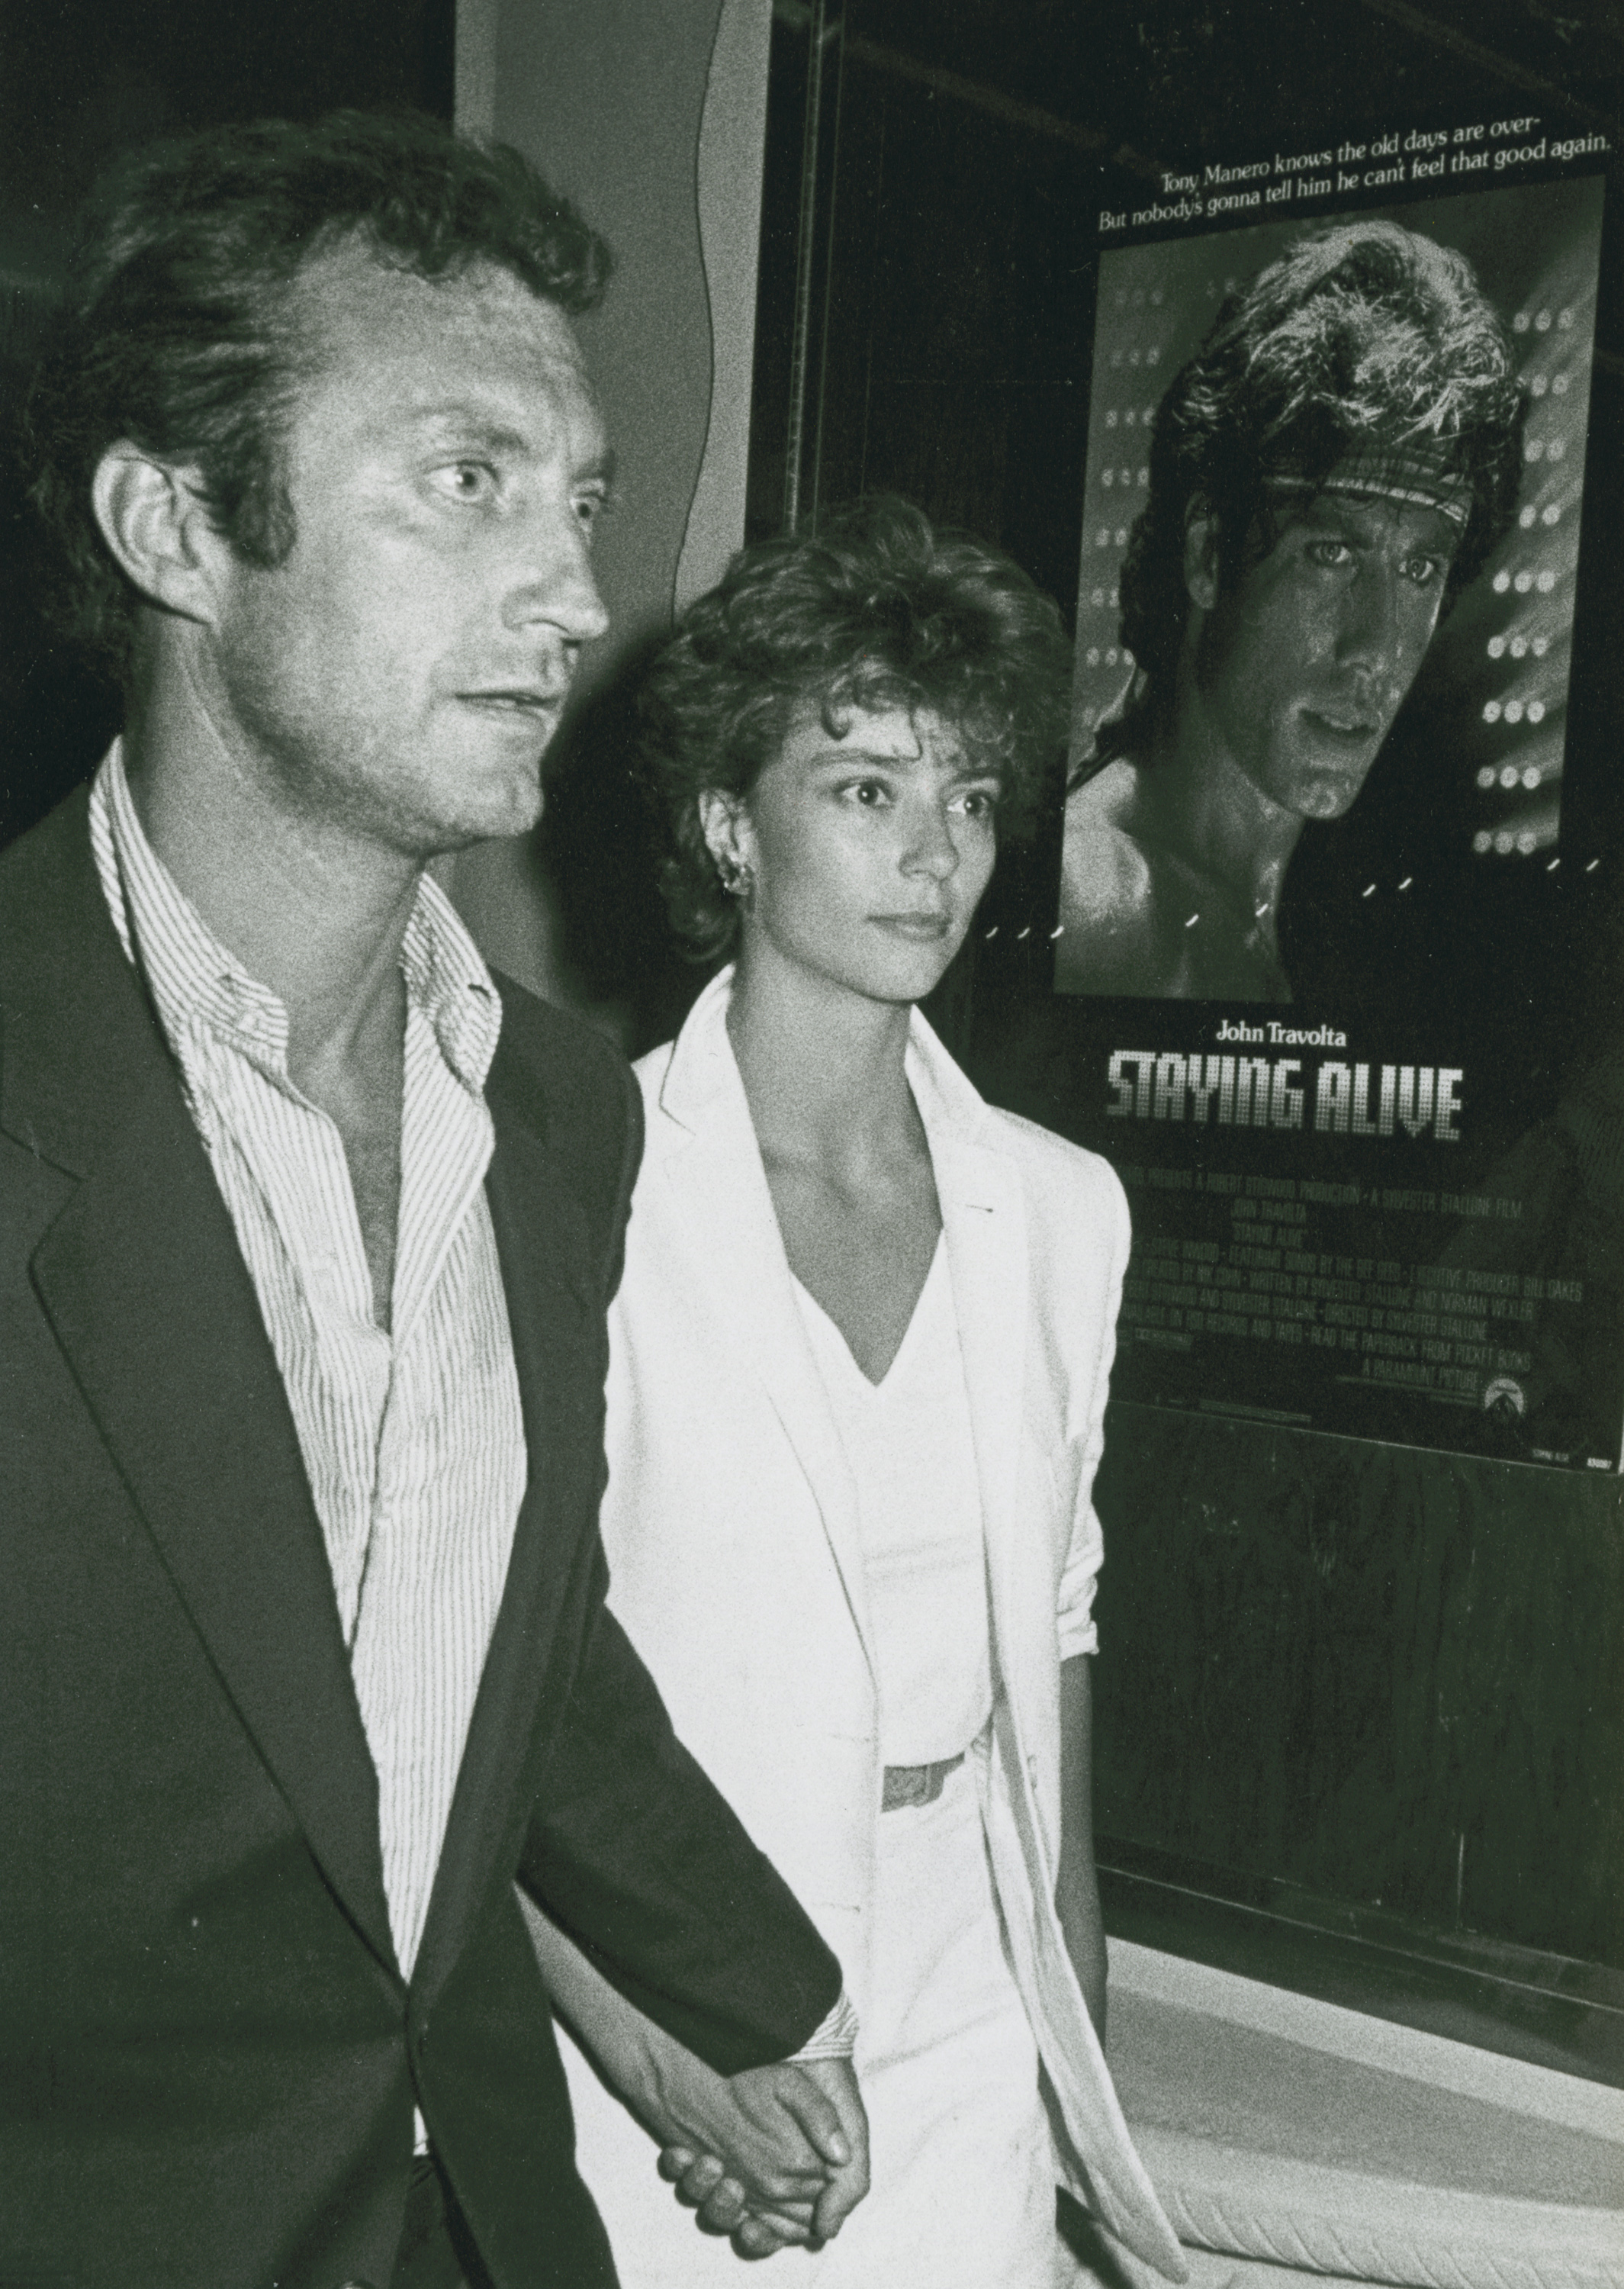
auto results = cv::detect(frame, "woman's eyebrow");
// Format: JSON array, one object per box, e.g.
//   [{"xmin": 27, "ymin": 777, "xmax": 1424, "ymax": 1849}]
[{"xmin": 809, "ymin": 742, "xmax": 915, "ymax": 766}]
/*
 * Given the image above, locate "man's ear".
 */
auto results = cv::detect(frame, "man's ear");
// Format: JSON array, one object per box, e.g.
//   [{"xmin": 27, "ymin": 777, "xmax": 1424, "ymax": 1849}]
[
  {"xmin": 90, "ymin": 445, "xmax": 233, "ymax": 626},
  {"xmin": 1182, "ymin": 501, "xmax": 1222, "ymax": 614}
]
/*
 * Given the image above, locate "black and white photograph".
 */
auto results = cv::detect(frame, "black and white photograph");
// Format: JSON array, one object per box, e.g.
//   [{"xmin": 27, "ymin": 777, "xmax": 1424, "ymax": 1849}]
[{"xmin": 2, "ymin": 6, "xmax": 1620, "ymax": 2289}]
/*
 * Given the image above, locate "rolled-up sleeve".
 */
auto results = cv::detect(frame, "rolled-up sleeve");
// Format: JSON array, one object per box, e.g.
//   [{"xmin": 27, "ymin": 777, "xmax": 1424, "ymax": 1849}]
[
  {"xmin": 1055, "ymin": 1163, "xmax": 1131, "ymax": 1662},
  {"xmin": 1056, "ymin": 1503, "xmax": 1105, "ymax": 1660}
]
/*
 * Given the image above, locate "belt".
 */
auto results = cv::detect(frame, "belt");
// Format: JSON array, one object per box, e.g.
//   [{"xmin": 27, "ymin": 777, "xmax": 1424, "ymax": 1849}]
[{"xmin": 881, "ymin": 1751, "xmax": 966, "ymax": 1811}]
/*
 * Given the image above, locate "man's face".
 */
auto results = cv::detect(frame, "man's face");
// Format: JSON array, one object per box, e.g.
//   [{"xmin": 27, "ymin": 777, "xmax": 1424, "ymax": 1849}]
[
  {"xmin": 203, "ymin": 239, "xmax": 611, "ymax": 859},
  {"xmin": 1189, "ymin": 488, "xmax": 1460, "ymax": 823}
]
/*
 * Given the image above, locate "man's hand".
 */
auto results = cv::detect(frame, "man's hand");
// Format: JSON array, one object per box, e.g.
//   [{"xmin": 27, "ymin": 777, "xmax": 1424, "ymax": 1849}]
[
  {"xmin": 660, "ymin": 2056, "xmax": 870, "ymax": 2255},
  {"xmin": 650, "ymin": 2054, "xmax": 851, "ymax": 2229},
  {"xmin": 658, "ymin": 2146, "xmax": 812, "ymax": 2255},
  {"xmin": 518, "ymin": 1901, "xmax": 868, "ymax": 2255}
]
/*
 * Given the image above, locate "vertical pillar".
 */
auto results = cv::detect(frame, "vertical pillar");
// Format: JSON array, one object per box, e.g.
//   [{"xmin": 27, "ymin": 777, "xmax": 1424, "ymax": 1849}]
[{"xmin": 449, "ymin": 0, "xmax": 770, "ymax": 1004}]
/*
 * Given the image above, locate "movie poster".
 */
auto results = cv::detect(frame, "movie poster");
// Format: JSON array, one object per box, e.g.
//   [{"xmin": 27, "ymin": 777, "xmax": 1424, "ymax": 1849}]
[{"xmin": 1029, "ymin": 136, "xmax": 1620, "ymax": 1473}]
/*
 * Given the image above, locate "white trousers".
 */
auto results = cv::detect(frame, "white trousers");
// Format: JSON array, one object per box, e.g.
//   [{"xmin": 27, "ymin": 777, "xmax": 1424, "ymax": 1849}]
[{"xmin": 559, "ymin": 1756, "xmax": 1082, "ymax": 2288}]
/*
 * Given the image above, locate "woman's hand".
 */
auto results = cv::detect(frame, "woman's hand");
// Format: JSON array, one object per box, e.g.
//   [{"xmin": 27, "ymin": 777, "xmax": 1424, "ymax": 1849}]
[
  {"xmin": 523, "ymin": 1897, "xmax": 866, "ymax": 2246},
  {"xmin": 645, "ymin": 2050, "xmax": 854, "ymax": 2227},
  {"xmin": 660, "ymin": 2054, "xmax": 870, "ymax": 2252},
  {"xmin": 659, "ymin": 2143, "xmax": 815, "ymax": 2254}
]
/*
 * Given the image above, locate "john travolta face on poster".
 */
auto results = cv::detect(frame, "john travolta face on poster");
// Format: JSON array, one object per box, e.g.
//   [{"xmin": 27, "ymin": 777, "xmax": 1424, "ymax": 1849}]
[{"xmin": 1059, "ymin": 173, "xmax": 1602, "ymax": 1006}]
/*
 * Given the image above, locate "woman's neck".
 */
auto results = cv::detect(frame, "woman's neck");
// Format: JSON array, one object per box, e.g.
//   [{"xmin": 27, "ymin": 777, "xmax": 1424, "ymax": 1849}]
[{"xmin": 725, "ymin": 939, "xmax": 920, "ymax": 1182}]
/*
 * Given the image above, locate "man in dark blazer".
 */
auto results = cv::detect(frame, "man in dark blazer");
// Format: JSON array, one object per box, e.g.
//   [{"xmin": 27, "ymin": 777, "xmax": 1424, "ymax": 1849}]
[{"xmin": 1, "ymin": 113, "xmax": 864, "ymax": 2289}]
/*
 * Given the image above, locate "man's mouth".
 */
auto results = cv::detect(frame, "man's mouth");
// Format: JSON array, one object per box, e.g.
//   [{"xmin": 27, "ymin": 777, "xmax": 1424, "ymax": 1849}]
[
  {"xmin": 1300, "ymin": 705, "xmax": 1380, "ymax": 745},
  {"xmin": 458, "ymin": 686, "xmax": 568, "ymax": 719}
]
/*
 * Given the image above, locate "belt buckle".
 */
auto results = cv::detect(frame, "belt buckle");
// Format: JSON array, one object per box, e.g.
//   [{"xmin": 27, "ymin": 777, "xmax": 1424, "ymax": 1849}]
[{"xmin": 880, "ymin": 1753, "xmax": 963, "ymax": 1811}]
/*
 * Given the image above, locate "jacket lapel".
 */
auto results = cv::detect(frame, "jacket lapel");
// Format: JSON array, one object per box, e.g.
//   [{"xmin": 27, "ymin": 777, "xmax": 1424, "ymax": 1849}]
[
  {"xmin": 655, "ymin": 975, "xmax": 876, "ymax": 1677},
  {"xmin": 907, "ymin": 1020, "xmax": 1031, "ymax": 1676},
  {"xmin": 8, "ymin": 799, "xmax": 397, "ymax": 1976},
  {"xmin": 409, "ymin": 1054, "xmax": 606, "ymax": 2006}
]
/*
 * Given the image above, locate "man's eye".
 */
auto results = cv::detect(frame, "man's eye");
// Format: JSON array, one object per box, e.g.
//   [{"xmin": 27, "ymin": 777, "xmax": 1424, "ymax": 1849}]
[
  {"xmin": 432, "ymin": 462, "xmax": 497, "ymax": 503},
  {"xmin": 1402, "ymin": 554, "xmax": 1445, "ymax": 588},
  {"xmin": 574, "ymin": 490, "xmax": 608, "ymax": 538},
  {"xmin": 1305, "ymin": 538, "xmax": 1355, "ymax": 568}
]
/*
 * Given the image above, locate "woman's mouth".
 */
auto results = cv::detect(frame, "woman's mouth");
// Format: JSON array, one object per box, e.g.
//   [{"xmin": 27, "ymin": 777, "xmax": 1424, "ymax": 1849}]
[{"xmin": 870, "ymin": 913, "xmax": 953, "ymax": 941}]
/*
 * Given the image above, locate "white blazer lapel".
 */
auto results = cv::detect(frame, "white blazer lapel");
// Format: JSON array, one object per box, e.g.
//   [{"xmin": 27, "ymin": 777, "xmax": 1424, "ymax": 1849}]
[
  {"xmin": 908, "ymin": 1018, "xmax": 1031, "ymax": 1669},
  {"xmin": 652, "ymin": 974, "xmax": 877, "ymax": 1679}
]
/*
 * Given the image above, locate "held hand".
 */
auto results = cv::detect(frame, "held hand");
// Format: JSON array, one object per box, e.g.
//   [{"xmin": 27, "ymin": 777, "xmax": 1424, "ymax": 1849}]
[
  {"xmin": 519, "ymin": 1906, "xmax": 857, "ymax": 2253},
  {"xmin": 658, "ymin": 2147, "xmax": 812, "ymax": 2254},
  {"xmin": 657, "ymin": 2056, "xmax": 869, "ymax": 2252},
  {"xmin": 649, "ymin": 2056, "xmax": 839, "ymax": 2219},
  {"xmin": 797, "ymin": 2056, "xmax": 870, "ymax": 2241}
]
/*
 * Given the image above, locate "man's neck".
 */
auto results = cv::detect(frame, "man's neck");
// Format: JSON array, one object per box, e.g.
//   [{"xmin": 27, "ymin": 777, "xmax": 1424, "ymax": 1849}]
[
  {"xmin": 121, "ymin": 669, "xmax": 420, "ymax": 1090},
  {"xmin": 1134, "ymin": 684, "xmax": 1304, "ymax": 941},
  {"xmin": 121, "ymin": 660, "xmax": 424, "ymax": 1330}
]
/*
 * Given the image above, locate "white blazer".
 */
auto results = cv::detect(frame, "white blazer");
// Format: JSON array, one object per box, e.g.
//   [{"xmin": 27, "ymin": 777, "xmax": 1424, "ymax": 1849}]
[{"xmin": 580, "ymin": 968, "xmax": 1185, "ymax": 2283}]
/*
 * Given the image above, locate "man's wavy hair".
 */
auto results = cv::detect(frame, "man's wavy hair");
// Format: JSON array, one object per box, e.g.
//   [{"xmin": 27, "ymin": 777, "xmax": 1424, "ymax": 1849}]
[
  {"xmin": 637, "ymin": 496, "xmax": 1073, "ymax": 961},
  {"xmin": 23, "ymin": 108, "xmax": 609, "ymax": 681},
  {"xmin": 1088, "ymin": 219, "xmax": 1525, "ymax": 777}
]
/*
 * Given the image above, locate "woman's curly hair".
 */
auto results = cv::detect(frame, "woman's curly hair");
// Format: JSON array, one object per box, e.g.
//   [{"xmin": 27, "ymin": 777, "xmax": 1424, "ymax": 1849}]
[
  {"xmin": 23, "ymin": 108, "xmax": 609, "ymax": 682},
  {"xmin": 1089, "ymin": 219, "xmax": 1526, "ymax": 777},
  {"xmin": 638, "ymin": 496, "xmax": 1072, "ymax": 959}
]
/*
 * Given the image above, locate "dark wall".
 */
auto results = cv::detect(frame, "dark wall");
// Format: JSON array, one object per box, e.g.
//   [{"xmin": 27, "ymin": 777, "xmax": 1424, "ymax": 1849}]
[
  {"xmin": 0, "ymin": 0, "xmax": 455, "ymax": 847},
  {"xmin": 1092, "ymin": 1403, "xmax": 1624, "ymax": 1965},
  {"xmin": 747, "ymin": 0, "xmax": 1624, "ymax": 2069}
]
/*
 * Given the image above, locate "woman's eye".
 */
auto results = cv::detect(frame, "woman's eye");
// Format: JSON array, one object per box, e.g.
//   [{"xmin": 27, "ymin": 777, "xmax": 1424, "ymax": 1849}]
[
  {"xmin": 1305, "ymin": 538, "xmax": 1354, "ymax": 568},
  {"xmin": 843, "ymin": 779, "xmax": 890, "ymax": 806},
  {"xmin": 956, "ymin": 787, "xmax": 1001, "ymax": 820}
]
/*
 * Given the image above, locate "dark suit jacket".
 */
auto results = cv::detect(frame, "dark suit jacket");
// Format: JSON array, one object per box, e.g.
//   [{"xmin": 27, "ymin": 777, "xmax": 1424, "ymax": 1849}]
[{"xmin": 0, "ymin": 788, "xmax": 841, "ymax": 2289}]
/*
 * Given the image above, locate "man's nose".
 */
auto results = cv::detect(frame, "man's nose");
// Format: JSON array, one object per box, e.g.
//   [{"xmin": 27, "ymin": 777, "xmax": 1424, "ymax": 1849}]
[
  {"xmin": 1336, "ymin": 564, "xmax": 1405, "ymax": 687},
  {"xmin": 503, "ymin": 504, "xmax": 610, "ymax": 645}
]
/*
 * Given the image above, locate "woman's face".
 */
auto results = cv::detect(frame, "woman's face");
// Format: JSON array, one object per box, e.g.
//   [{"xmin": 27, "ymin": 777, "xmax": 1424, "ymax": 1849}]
[{"xmin": 710, "ymin": 701, "xmax": 1002, "ymax": 1006}]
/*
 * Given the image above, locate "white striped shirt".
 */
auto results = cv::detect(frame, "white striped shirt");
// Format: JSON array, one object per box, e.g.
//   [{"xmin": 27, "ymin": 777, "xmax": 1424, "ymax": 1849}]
[{"xmin": 91, "ymin": 744, "xmax": 526, "ymax": 1988}]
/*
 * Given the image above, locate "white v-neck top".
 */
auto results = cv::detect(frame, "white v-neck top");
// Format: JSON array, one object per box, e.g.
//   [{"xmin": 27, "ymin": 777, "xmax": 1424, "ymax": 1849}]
[{"xmin": 793, "ymin": 1241, "xmax": 995, "ymax": 1766}]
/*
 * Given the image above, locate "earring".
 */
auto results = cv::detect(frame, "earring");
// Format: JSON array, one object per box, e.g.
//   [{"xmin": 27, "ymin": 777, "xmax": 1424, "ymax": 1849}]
[{"xmin": 716, "ymin": 853, "xmax": 755, "ymax": 906}]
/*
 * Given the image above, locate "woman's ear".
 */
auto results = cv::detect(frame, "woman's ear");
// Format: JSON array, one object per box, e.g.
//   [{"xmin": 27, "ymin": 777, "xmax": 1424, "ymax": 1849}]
[
  {"xmin": 698, "ymin": 787, "xmax": 753, "ymax": 879},
  {"xmin": 90, "ymin": 444, "xmax": 233, "ymax": 626},
  {"xmin": 1182, "ymin": 501, "xmax": 1222, "ymax": 614}
]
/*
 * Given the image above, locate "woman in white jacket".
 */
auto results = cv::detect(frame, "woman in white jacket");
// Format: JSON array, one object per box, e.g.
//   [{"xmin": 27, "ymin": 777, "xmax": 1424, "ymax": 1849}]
[{"xmin": 526, "ymin": 501, "xmax": 1185, "ymax": 2288}]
